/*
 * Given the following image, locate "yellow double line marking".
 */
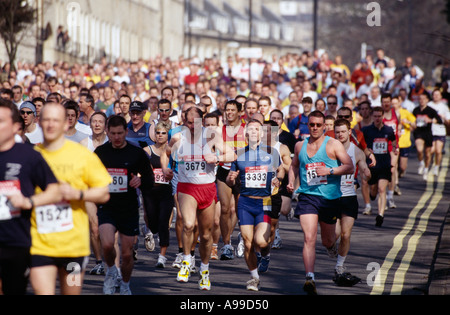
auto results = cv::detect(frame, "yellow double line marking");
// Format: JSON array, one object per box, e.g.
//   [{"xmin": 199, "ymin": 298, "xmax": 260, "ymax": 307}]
[{"xmin": 370, "ymin": 138, "xmax": 449, "ymax": 295}]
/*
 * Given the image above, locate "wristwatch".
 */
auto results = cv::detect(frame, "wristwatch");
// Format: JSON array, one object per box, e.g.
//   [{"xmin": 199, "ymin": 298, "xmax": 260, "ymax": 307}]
[{"xmin": 329, "ymin": 168, "xmax": 334, "ymax": 175}]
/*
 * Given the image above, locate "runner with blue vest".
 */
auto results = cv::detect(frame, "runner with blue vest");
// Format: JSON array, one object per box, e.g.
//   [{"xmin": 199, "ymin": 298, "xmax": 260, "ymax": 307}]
[
  {"xmin": 226, "ymin": 119, "xmax": 284, "ymax": 292},
  {"xmin": 287, "ymin": 110, "xmax": 354, "ymax": 295},
  {"xmin": 126, "ymin": 101, "xmax": 154, "ymax": 148}
]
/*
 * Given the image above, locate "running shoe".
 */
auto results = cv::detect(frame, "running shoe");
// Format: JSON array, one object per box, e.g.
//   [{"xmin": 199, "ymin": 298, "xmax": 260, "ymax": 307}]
[
  {"xmin": 198, "ymin": 270, "xmax": 211, "ymax": 291},
  {"xmin": 394, "ymin": 185, "xmax": 402, "ymax": 196},
  {"xmin": 375, "ymin": 215, "xmax": 384, "ymax": 227},
  {"xmin": 144, "ymin": 232, "xmax": 155, "ymax": 252},
  {"xmin": 388, "ymin": 198, "xmax": 396, "ymax": 209},
  {"xmin": 90, "ymin": 262, "xmax": 105, "ymax": 275},
  {"xmin": 220, "ymin": 244, "xmax": 235, "ymax": 260},
  {"xmin": 272, "ymin": 229, "xmax": 282, "ymax": 249},
  {"xmin": 363, "ymin": 204, "xmax": 371, "ymax": 215},
  {"xmin": 210, "ymin": 245, "xmax": 219, "ymax": 260},
  {"xmin": 433, "ymin": 166, "xmax": 439, "ymax": 176},
  {"xmin": 103, "ymin": 268, "xmax": 118, "ymax": 295},
  {"xmin": 418, "ymin": 163, "xmax": 424, "ymax": 175},
  {"xmin": 423, "ymin": 168, "xmax": 429, "ymax": 180},
  {"xmin": 246, "ymin": 277, "xmax": 260, "ymax": 291},
  {"xmin": 236, "ymin": 233, "xmax": 244, "ymax": 258},
  {"xmin": 172, "ymin": 252, "xmax": 183, "ymax": 268},
  {"xmin": 120, "ymin": 282, "xmax": 132, "ymax": 295},
  {"xmin": 258, "ymin": 255, "xmax": 270, "ymax": 273},
  {"xmin": 156, "ymin": 254, "xmax": 167, "ymax": 268},
  {"xmin": 303, "ymin": 276, "xmax": 317, "ymax": 295},
  {"xmin": 333, "ymin": 266, "xmax": 361, "ymax": 287},
  {"xmin": 177, "ymin": 261, "xmax": 191, "ymax": 282},
  {"xmin": 327, "ymin": 242, "xmax": 338, "ymax": 258}
]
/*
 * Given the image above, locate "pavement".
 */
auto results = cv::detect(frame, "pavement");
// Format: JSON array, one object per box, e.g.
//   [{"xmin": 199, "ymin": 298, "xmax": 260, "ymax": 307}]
[{"xmin": 428, "ymin": 203, "xmax": 450, "ymax": 295}]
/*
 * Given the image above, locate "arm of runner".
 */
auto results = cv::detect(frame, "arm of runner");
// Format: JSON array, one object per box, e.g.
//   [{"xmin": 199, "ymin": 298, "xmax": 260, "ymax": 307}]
[
  {"xmin": 364, "ymin": 147, "xmax": 376, "ymax": 168},
  {"xmin": 287, "ymin": 141, "xmax": 302, "ymax": 193},
  {"xmin": 280, "ymin": 143, "xmax": 292, "ymax": 174},
  {"xmin": 226, "ymin": 170, "xmax": 239, "ymax": 187},
  {"xmin": 356, "ymin": 146, "xmax": 371, "ymax": 182},
  {"xmin": 129, "ymin": 173, "xmax": 141, "ymax": 189},
  {"xmin": 59, "ymin": 183, "xmax": 110, "ymax": 204},
  {"xmin": 316, "ymin": 139, "xmax": 354, "ymax": 176},
  {"xmin": 8, "ymin": 183, "xmax": 61, "ymax": 210}
]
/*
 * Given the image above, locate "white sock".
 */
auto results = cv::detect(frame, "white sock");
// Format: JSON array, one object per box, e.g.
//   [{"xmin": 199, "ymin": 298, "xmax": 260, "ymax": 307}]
[
  {"xmin": 107, "ymin": 265, "xmax": 117, "ymax": 275},
  {"xmin": 387, "ymin": 190, "xmax": 393, "ymax": 200},
  {"xmin": 200, "ymin": 263, "xmax": 209, "ymax": 272},
  {"xmin": 250, "ymin": 269, "xmax": 259, "ymax": 279},
  {"xmin": 183, "ymin": 254, "xmax": 191, "ymax": 264},
  {"xmin": 336, "ymin": 255, "xmax": 346, "ymax": 267},
  {"xmin": 306, "ymin": 272, "xmax": 315, "ymax": 280}
]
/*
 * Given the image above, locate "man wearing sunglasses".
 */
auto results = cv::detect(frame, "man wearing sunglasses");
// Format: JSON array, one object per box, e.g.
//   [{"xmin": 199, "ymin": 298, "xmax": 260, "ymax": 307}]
[
  {"xmin": 287, "ymin": 110, "xmax": 354, "ymax": 295},
  {"xmin": 20, "ymin": 101, "xmax": 43, "ymax": 145}
]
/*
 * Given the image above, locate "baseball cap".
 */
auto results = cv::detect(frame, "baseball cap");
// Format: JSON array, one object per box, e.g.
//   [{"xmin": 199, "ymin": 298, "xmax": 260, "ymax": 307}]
[
  {"xmin": 20, "ymin": 101, "xmax": 36, "ymax": 115},
  {"xmin": 130, "ymin": 101, "xmax": 145, "ymax": 112}
]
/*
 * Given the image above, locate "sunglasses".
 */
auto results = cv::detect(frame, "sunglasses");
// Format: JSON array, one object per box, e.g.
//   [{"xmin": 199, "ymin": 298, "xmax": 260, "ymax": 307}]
[
  {"xmin": 338, "ymin": 115, "xmax": 351, "ymax": 119},
  {"xmin": 20, "ymin": 110, "xmax": 34, "ymax": 116},
  {"xmin": 156, "ymin": 131, "xmax": 167, "ymax": 135},
  {"xmin": 309, "ymin": 123, "xmax": 323, "ymax": 128},
  {"xmin": 159, "ymin": 109, "xmax": 170, "ymax": 113},
  {"xmin": 328, "ymin": 102, "xmax": 338, "ymax": 105}
]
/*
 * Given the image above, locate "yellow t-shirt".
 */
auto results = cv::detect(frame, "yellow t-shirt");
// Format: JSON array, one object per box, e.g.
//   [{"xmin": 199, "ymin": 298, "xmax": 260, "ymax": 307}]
[
  {"xmin": 398, "ymin": 108, "xmax": 416, "ymax": 149},
  {"xmin": 32, "ymin": 140, "xmax": 111, "ymax": 258}
]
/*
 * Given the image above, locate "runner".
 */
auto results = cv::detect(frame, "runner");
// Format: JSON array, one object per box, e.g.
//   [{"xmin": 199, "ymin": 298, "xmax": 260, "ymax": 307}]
[
  {"xmin": 332, "ymin": 118, "xmax": 370, "ymax": 286},
  {"xmin": 63, "ymin": 100, "xmax": 89, "ymax": 143},
  {"xmin": 143, "ymin": 121, "xmax": 174, "ymax": 268},
  {"xmin": 168, "ymin": 106, "xmax": 235, "ymax": 290},
  {"xmin": 126, "ymin": 100, "xmax": 154, "ymax": 148},
  {"xmin": 19, "ymin": 101, "xmax": 43, "ymax": 145},
  {"xmin": 118, "ymin": 94, "xmax": 132, "ymax": 123},
  {"xmin": 0, "ymin": 99, "xmax": 60, "ymax": 295},
  {"xmin": 288, "ymin": 97, "xmax": 313, "ymax": 141},
  {"xmin": 94, "ymin": 115, "xmax": 154, "ymax": 295},
  {"xmin": 362, "ymin": 106, "xmax": 398, "ymax": 227},
  {"xmin": 381, "ymin": 93, "xmax": 400, "ymax": 209},
  {"xmin": 30, "ymin": 102, "xmax": 111, "ymax": 295},
  {"xmin": 216, "ymin": 100, "xmax": 246, "ymax": 260},
  {"xmin": 287, "ymin": 110, "xmax": 354, "ymax": 295},
  {"xmin": 391, "ymin": 96, "xmax": 416, "ymax": 193},
  {"xmin": 428, "ymin": 89, "xmax": 450, "ymax": 177},
  {"xmin": 226, "ymin": 119, "xmax": 284, "ymax": 291},
  {"xmin": 80, "ymin": 111, "xmax": 109, "ymax": 275},
  {"xmin": 413, "ymin": 93, "xmax": 442, "ymax": 180}
]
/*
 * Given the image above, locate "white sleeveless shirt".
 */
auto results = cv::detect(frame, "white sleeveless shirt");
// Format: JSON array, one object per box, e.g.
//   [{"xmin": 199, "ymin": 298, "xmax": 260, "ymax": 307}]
[
  {"xmin": 176, "ymin": 127, "xmax": 216, "ymax": 185},
  {"xmin": 340, "ymin": 142, "xmax": 357, "ymax": 197}
]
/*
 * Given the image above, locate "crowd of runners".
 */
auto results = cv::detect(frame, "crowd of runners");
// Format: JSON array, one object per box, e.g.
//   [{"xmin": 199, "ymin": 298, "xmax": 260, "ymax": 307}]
[{"xmin": 0, "ymin": 49, "xmax": 449, "ymax": 295}]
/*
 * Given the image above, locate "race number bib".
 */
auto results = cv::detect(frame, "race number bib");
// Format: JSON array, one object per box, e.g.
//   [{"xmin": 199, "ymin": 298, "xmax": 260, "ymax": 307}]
[
  {"xmin": 416, "ymin": 115, "xmax": 427, "ymax": 127},
  {"xmin": 35, "ymin": 202, "xmax": 73, "ymax": 234},
  {"xmin": 306, "ymin": 163, "xmax": 327, "ymax": 186},
  {"xmin": 341, "ymin": 174, "xmax": 355, "ymax": 187},
  {"xmin": 373, "ymin": 138, "xmax": 388, "ymax": 154},
  {"xmin": 0, "ymin": 180, "xmax": 21, "ymax": 221},
  {"xmin": 245, "ymin": 165, "xmax": 268, "ymax": 188},
  {"xmin": 154, "ymin": 168, "xmax": 169, "ymax": 185},
  {"xmin": 108, "ymin": 168, "xmax": 128, "ymax": 193},
  {"xmin": 181, "ymin": 157, "xmax": 207, "ymax": 178}
]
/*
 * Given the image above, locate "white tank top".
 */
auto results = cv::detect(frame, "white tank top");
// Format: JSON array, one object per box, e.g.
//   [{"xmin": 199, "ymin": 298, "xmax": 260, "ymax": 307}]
[
  {"xmin": 87, "ymin": 135, "xmax": 109, "ymax": 152},
  {"xmin": 176, "ymin": 128, "xmax": 216, "ymax": 185},
  {"xmin": 341, "ymin": 142, "xmax": 357, "ymax": 197}
]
